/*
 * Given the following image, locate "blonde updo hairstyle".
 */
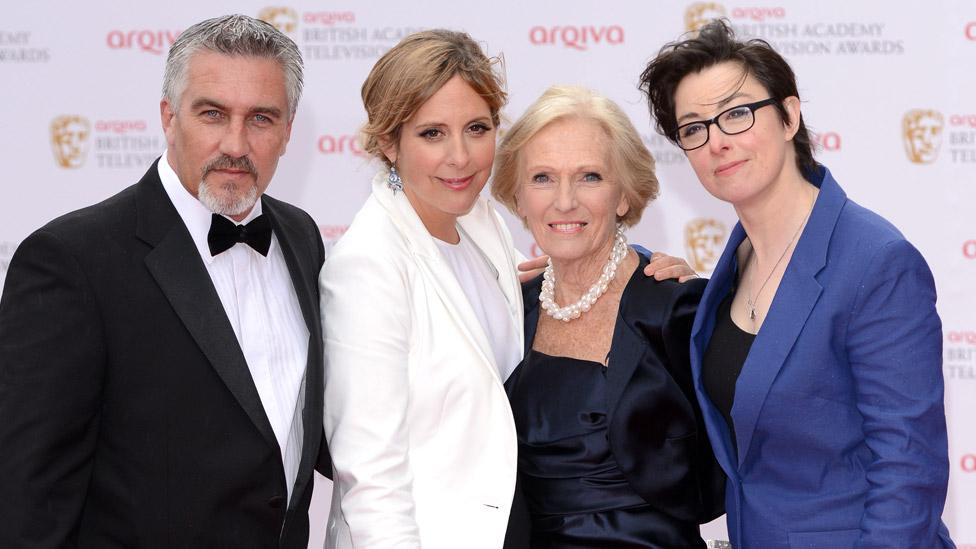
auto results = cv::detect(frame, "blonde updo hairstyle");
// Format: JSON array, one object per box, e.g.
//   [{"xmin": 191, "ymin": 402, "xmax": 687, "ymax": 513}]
[
  {"xmin": 492, "ymin": 85, "xmax": 658, "ymax": 228},
  {"xmin": 360, "ymin": 29, "xmax": 507, "ymax": 167}
]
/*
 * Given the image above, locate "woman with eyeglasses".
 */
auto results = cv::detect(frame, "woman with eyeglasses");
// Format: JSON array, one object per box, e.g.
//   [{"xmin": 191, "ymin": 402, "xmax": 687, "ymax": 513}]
[{"xmin": 639, "ymin": 20, "xmax": 954, "ymax": 549}]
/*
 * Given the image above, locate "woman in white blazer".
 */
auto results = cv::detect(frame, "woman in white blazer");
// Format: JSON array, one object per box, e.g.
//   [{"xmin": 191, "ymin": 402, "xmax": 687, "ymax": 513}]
[{"xmin": 319, "ymin": 30, "xmax": 523, "ymax": 549}]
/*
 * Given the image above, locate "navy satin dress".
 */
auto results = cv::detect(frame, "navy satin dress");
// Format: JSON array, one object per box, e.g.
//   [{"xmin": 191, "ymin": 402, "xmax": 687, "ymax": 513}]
[{"xmin": 507, "ymin": 349, "xmax": 706, "ymax": 548}]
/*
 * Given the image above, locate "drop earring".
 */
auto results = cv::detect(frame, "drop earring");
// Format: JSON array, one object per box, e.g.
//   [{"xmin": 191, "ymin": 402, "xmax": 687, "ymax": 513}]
[{"xmin": 387, "ymin": 164, "xmax": 403, "ymax": 194}]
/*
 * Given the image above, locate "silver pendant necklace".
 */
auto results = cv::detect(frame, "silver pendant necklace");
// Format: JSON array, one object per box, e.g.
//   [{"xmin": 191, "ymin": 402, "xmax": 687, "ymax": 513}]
[{"xmin": 745, "ymin": 194, "xmax": 815, "ymax": 323}]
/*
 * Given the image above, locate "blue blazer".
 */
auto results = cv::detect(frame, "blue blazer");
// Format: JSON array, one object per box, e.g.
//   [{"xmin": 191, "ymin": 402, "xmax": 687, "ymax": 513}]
[{"xmin": 690, "ymin": 166, "xmax": 954, "ymax": 548}]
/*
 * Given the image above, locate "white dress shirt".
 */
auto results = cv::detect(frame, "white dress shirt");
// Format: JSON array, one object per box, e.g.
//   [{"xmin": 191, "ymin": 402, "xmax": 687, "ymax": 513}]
[{"xmin": 158, "ymin": 154, "xmax": 308, "ymax": 500}]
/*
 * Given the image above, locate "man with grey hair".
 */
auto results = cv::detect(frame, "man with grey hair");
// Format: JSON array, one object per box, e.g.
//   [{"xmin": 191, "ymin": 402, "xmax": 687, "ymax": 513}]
[{"xmin": 0, "ymin": 15, "xmax": 330, "ymax": 548}]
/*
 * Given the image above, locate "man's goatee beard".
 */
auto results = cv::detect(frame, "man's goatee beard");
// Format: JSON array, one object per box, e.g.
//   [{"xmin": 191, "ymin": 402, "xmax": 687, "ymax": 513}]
[{"xmin": 198, "ymin": 179, "xmax": 259, "ymax": 217}]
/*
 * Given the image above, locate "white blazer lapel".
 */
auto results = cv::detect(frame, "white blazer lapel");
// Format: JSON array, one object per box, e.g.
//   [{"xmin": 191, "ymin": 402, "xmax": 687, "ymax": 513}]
[
  {"xmin": 457, "ymin": 199, "xmax": 525, "ymax": 359},
  {"xmin": 370, "ymin": 174, "xmax": 502, "ymax": 381}
]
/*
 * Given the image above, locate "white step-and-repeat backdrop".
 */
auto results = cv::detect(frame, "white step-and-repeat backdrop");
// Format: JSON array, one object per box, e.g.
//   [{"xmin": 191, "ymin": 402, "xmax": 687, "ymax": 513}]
[{"xmin": 2, "ymin": 1, "xmax": 974, "ymax": 546}]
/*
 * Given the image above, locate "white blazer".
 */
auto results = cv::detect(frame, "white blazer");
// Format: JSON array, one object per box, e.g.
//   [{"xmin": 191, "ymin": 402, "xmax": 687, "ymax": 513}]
[{"xmin": 320, "ymin": 173, "xmax": 524, "ymax": 549}]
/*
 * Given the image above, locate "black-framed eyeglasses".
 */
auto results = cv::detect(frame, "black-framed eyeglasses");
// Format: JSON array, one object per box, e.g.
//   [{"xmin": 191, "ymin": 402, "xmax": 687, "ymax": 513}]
[{"xmin": 673, "ymin": 98, "xmax": 778, "ymax": 151}]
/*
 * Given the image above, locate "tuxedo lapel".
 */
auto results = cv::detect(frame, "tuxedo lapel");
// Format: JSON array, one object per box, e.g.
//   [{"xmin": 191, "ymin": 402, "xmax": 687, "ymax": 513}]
[
  {"xmin": 135, "ymin": 166, "xmax": 279, "ymax": 453},
  {"xmin": 261, "ymin": 196, "xmax": 323, "ymax": 509},
  {"xmin": 731, "ymin": 168, "xmax": 846, "ymax": 466}
]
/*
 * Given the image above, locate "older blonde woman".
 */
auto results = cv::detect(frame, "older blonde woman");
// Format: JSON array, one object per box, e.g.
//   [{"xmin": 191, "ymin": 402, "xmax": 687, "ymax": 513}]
[{"xmin": 493, "ymin": 86, "xmax": 725, "ymax": 547}]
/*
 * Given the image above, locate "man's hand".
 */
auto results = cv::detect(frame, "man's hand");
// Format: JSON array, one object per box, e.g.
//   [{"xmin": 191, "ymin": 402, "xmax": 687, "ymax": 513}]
[
  {"xmin": 644, "ymin": 251, "xmax": 699, "ymax": 282},
  {"xmin": 517, "ymin": 255, "xmax": 547, "ymax": 283}
]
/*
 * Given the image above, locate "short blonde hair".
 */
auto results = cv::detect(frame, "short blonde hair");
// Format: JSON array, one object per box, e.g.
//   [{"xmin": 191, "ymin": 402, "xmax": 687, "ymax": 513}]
[
  {"xmin": 360, "ymin": 29, "xmax": 507, "ymax": 166},
  {"xmin": 492, "ymin": 86, "xmax": 658, "ymax": 227}
]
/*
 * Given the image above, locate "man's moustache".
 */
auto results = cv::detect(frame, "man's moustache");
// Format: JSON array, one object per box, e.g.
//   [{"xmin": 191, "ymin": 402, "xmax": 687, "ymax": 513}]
[{"xmin": 202, "ymin": 155, "xmax": 257, "ymax": 177}]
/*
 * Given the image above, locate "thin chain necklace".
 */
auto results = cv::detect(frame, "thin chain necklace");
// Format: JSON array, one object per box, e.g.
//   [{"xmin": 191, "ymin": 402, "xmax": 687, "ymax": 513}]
[
  {"xmin": 745, "ymin": 193, "xmax": 815, "ymax": 323},
  {"xmin": 540, "ymin": 226, "xmax": 627, "ymax": 322}
]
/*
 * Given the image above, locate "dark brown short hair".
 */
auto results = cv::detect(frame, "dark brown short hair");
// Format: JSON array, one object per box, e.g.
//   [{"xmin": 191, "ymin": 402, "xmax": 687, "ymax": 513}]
[{"xmin": 639, "ymin": 19, "xmax": 816, "ymax": 175}]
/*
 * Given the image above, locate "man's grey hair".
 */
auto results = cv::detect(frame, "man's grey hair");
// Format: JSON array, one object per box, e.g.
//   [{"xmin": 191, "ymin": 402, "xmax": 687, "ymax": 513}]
[{"xmin": 162, "ymin": 14, "xmax": 304, "ymax": 117}]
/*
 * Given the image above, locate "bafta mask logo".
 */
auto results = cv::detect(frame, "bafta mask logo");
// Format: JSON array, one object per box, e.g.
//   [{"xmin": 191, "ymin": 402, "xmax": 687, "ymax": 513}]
[
  {"xmin": 902, "ymin": 109, "xmax": 944, "ymax": 164},
  {"xmin": 685, "ymin": 218, "xmax": 727, "ymax": 273},
  {"xmin": 50, "ymin": 115, "xmax": 91, "ymax": 169},
  {"xmin": 685, "ymin": 2, "xmax": 727, "ymax": 32},
  {"xmin": 258, "ymin": 7, "xmax": 299, "ymax": 34}
]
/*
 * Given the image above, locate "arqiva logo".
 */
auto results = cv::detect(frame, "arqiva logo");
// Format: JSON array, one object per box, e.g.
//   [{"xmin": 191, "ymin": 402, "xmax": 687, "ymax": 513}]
[
  {"xmin": 304, "ymin": 11, "xmax": 355, "ymax": 25},
  {"xmin": 963, "ymin": 240, "xmax": 976, "ymax": 259},
  {"xmin": 106, "ymin": 29, "xmax": 181, "ymax": 55},
  {"xmin": 812, "ymin": 131, "xmax": 842, "ymax": 152},
  {"xmin": 320, "ymin": 225, "xmax": 349, "ymax": 244},
  {"xmin": 317, "ymin": 134, "xmax": 365, "ymax": 157},
  {"xmin": 528, "ymin": 25, "xmax": 624, "ymax": 50},
  {"xmin": 729, "ymin": 6, "xmax": 786, "ymax": 22},
  {"xmin": 966, "ymin": 21, "xmax": 976, "ymax": 41},
  {"xmin": 950, "ymin": 114, "xmax": 976, "ymax": 128},
  {"xmin": 95, "ymin": 120, "xmax": 147, "ymax": 134},
  {"xmin": 962, "ymin": 453, "xmax": 976, "ymax": 472},
  {"xmin": 947, "ymin": 330, "xmax": 976, "ymax": 344}
]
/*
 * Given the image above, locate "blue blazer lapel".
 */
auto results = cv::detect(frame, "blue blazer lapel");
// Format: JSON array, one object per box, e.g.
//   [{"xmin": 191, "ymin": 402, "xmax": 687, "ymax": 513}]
[
  {"xmin": 691, "ymin": 224, "xmax": 745, "ymax": 477},
  {"xmin": 731, "ymin": 263, "xmax": 822, "ymax": 465},
  {"xmin": 731, "ymin": 168, "xmax": 847, "ymax": 465}
]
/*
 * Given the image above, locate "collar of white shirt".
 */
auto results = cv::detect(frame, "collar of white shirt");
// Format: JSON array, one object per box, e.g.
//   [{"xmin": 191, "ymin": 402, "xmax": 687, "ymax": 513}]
[{"xmin": 157, "ymin": 152, "xmax": 268, "ymax": 264}]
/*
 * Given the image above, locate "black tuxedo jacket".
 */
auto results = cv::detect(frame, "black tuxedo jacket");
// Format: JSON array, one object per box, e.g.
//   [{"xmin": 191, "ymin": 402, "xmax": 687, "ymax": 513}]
[
  {"xmin": 506, "ymin": 252, "xmax": 725, "ymax": 542},
  {"xmin": 0, "ymin": 161, "xmax": 330, "ymax": 548}
]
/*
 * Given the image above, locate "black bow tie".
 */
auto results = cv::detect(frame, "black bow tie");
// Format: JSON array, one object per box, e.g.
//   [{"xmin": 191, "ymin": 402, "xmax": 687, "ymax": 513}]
[{"xmin": 207, "ymin": 213, "xmax": 272, "ymax": 257}]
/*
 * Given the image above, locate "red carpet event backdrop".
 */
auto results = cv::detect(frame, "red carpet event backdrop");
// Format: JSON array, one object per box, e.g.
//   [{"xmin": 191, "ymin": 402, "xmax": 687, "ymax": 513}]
[{"xmin": 2, "ymin": 1, "xmax": 973, "ymax": 545}]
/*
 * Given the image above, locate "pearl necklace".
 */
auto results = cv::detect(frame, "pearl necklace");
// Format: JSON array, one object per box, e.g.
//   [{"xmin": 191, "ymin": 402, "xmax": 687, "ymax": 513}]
[{"xmin": 540, "ymin": 227, "xmax": 628, "ymax": 322}]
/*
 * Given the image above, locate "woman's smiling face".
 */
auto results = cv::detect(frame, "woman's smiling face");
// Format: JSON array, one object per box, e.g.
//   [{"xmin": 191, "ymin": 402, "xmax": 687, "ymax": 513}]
[{"xmin": 516, "ymin": 116, "xmax": 628, "ymax": 266}]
